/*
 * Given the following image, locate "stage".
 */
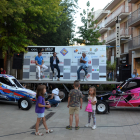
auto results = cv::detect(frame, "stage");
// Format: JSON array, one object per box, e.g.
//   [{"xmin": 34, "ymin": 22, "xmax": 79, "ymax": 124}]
[{"xmin": 19, "ymin": 80, "xmax": 122, "ymax": 85}]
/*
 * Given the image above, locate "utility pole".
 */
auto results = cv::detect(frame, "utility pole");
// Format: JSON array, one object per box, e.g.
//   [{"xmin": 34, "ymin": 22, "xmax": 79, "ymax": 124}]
[{"xmin": 116, "ymin": 16, "xmax": 120, "ymax": 82}]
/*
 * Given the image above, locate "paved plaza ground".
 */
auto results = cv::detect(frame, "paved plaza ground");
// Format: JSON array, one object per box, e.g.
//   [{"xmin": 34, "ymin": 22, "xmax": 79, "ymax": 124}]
[{"xmin": 0, "ymin": 102, "xmax": 140, "ymax": 140}]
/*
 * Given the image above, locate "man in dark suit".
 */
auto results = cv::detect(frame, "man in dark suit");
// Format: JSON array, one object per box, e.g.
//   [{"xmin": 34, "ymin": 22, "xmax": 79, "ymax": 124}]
[{"xmin": 50, "ymin": 52, "xmax": 60, "ymax": 81}]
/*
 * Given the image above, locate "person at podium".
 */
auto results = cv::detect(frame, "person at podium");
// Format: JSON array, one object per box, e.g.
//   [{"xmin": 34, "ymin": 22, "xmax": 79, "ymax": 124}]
[
  {"xmin": 50, "ymin": 52, "xmax": 60, "ymax": 81},
  {"xmin": 77, "ymin": 52, "xmax": 88, "ymax": 81}
]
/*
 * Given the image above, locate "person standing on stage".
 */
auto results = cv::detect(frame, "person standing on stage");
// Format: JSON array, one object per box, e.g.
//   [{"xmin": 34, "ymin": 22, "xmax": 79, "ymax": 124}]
[
  {"xmin": 35, "ymin": 51, "xmax": 48, "ymax": 81},
  {"xmin": 77, "ymin": 52, "xmax": 88, "ymax": 81},
  {"xmin": 50, "ymin": 52, "xmax": 60, "ymax": 81}
]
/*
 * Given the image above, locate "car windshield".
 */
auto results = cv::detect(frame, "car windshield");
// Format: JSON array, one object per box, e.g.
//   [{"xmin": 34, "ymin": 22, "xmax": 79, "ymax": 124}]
[
  {"xmin": 0, "ymin": 77, "xmax": 13, "ymax": 86},
  {"xmin": 12, "ymin": 79, "xmax": 23, "ymax": 88}
]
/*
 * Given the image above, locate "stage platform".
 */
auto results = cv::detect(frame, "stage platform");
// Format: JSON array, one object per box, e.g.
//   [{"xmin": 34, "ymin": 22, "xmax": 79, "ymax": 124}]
[{"xmin": 19, "ymin": 80, "xmax": 122, "ymax": 85}]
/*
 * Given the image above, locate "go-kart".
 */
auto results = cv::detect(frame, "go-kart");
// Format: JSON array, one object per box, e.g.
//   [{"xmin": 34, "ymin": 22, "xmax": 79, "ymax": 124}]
[
  {"xmin": 96, "ymin": 77, "xmax": 140, "ymax": 114},
  {"xmin": 0, "ymin": 74, "xmax": 36, "ymax": 110}
]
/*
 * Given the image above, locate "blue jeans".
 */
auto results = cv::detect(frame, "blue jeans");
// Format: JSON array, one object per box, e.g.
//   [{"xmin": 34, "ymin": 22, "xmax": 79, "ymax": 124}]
[
  {"xmin": 48, "ymin": 99, "xmax": 60, "ymax": 105},
  {"xmin": 77, "ymin": 65, "xmax": 88, "ymax": 80}
]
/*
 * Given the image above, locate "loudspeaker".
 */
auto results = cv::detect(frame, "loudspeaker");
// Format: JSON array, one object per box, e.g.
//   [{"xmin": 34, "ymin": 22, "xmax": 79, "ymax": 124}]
[
  {"xmin": 12, "ymin": 53, "xmax": 23, "ymax": 69},
  {"xmin": 118, "ymin": 64, "xmax": 131, "ymax": 81},
  {"xmin": 0, "ymin": 59, "xmax": 4, "ymax": 68}
]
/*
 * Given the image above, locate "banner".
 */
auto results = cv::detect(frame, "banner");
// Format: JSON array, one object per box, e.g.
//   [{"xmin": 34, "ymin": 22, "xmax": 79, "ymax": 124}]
[{"xmin": 23, "ymin": 45, "xmax": 106, "ymax": 81}]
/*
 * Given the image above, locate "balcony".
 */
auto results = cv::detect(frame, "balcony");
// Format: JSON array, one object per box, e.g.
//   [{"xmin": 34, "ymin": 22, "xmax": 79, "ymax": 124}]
[
  {"xmin": 128, "ymin": 7, "xmax": 140, "ymax": 27},
  {"xmin": 129, "ymin": 35, "xmax": 140, "ymax": 50},
  {"xmin": 104, "ymin": 0, "xmax": 122, "ymax": 10},
  {"xmin": 105, "ymin": 5, "xmax": 130, "ymax": 28},
  {"xmin": 105, "ymin": 28, "xmax": 131, "ymax": 45},
  {"xmin": 98, "ymin": 22, "xmax": 108, "ymax": 34},
  {"xmin": 95, "ymin": 10, "xmax": 109, "ymax": 22},
  {"xmin": 128, "ymin": 0, "xmax": 139, "ymax": 3}
]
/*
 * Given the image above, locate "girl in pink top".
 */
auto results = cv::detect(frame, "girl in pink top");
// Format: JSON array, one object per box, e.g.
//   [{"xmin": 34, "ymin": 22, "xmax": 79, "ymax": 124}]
[{"xmin": 85, "ymin": 86, "xmax": 97, "ymax": 130}]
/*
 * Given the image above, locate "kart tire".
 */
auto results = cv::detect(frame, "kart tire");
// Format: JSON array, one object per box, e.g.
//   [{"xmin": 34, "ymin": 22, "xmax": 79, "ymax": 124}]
[
  {"xmin": 18, "ymin": 97, "xmax": 32, "ymax": 110},
  {"xmin": 96, "ymin": 101, "xmax": 108, "ymax": 114}
]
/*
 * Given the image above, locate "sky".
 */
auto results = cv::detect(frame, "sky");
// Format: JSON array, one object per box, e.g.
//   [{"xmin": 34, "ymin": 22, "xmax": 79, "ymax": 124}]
[{"xmin": 74, "ymin": 0, "xmax": 112, "ymax": 37}]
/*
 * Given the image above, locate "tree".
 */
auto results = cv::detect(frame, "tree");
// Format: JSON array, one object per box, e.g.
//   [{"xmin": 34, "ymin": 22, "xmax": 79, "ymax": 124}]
[
  {"xmin": 32, "ymin": 0, "xmax": 78, "ymax": 46},
  {"xmin": 77, "ymin": 1, "xmax": 104, "ymax": 45},
  {"xmin": 0, "ymin": 0, "xmax": 66, "ymax": 73}
]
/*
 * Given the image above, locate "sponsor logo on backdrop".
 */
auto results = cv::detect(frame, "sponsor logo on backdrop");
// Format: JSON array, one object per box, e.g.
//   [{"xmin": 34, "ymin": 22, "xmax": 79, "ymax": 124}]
[
  {"xmin": 100, "ymin": 48, "xmax": 106, "ymax": 51},
  {"xmin": 87, "ymin": 52, "xmax": 95, "ymax": 55},
  {"xmin": 30, "ymin": 48, "xmax": 38, "ymax": 52},
  {"xmin": 71, "ymin": 75, "xmax": 77, "ymax": 77},
  {"xmin": 80, "ymin": 48, "xmax": 86, "ymax": 50},
  {"xmin": 31, "ymin": 60, "xmax": 35, "ymax": 64},
  {"xmin": 32, "ymin": 55, "xmax": 36, "ymax": 58},
  {"xmin": 94, "ymin": 48, "xmax": 98, "ymax": 52},
  {"xmin": 88, "ymin": 60, "xmax": 91, "ymax": 64},
  {"xmin": 91, "ymin": 56, "xmax": 98, "ymax": 58},
  {"xmin": 86, "ymin": 74, "xmax": 90, "ymax": 78},
  {"xmin": 100, "ymin": 60, "xmax": 105, "ymax": 63},
  {"xmin": 74, "ymin": 49, "xmax": 78, "ymax": 53},
  {"xmin": 64, "ymin": 68, "xmax": 70, "ymax": 70},
  {"xmin": 42, "ymin": 56, "xmax": 46, "ymax": 58},
  {"xmin": 90, "ymin": 48, "xmax": 92, "ymax": 51},
  {"xmin": 75, "ymin": 56, "xmax": 81, "ymax": 58},
  {"xmin": 60, "ymin": 48, "xmax": 68, "ymax": 56},
  {"xmin": 23, "ymin": 68, "xmax": 29, "ymax": 70},
  {"xmin": 92, "ymin": 69, "xmax": 99, "ymax": 71},
  {"xmin": 25, "ymin": 56, "xmax": 31, "ymax": 59},
  {"xmin": 100, "ymin": 55, "xmax": 105, "ymax": 57},
  {"xmin": 41, "ymin": 48, "xmax": 44, "ymax": 51}
]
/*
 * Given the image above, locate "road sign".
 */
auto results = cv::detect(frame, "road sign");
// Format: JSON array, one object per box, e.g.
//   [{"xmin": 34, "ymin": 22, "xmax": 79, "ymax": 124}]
[{"xmin": 116, "ymin": 23, "xmax": 120, "ymax": 58}]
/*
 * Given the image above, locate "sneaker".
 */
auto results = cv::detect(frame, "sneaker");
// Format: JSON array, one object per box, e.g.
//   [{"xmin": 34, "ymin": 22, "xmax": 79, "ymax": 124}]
[
  {"xmin": 38, "ymin": 78, "xmax": 41, "ymax": 81},
  {"xmin": 84, "ymin": 76, "xmax": 88, "ymax": 81},
  {"xmin": 85, "ymin": 123, "xmax": 91, "ymax": 127},
  {"xmin": 55, "ymin": 103, "xmax": 59, "ymax": 107},
  {"xmin": 41, "ymin": 71, "xmax": 43, "ymax": 76},
  {"xmin": 57, "ymin": 78, "xmax": 60, "ymax": 81},
  {"xmin": 75, "ymin": 126, "xmax": 79, "ymax": 130},
  {"xmin": 66, "ymin": 125, "xmax": 72, "ymax": 130},
  {"xmin": 92, "ymin": 125, "xmax": 96, "ymax": 130}
]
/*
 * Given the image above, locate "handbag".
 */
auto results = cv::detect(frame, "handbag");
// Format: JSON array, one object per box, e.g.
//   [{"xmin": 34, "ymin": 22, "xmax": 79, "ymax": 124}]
[{"xmin": 85, "ymin": 100, "xmax": 92, "ymax": 112}]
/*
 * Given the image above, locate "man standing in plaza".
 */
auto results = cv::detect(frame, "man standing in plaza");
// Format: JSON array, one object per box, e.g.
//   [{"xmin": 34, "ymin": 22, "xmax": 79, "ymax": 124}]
[
  {"xmin": 77, "ymin": 52, "xmax": 88, "ymax": 81},
  {"xmin": 50, "ymin": 52, "xmax": 60, "ymax": 81},
  {"xmin": 35, "ymin": 51, "xmax": 48, "ymax": 80}
]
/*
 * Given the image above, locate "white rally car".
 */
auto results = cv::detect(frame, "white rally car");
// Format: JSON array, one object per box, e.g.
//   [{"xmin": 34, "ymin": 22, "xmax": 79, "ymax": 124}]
[{"xmin": 0, "ymin": 74, "xmax": 36, "ymax": 110}]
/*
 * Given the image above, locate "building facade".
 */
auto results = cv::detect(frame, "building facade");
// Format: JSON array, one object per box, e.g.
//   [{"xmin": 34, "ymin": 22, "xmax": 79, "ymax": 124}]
[
  {"xmin": 94, "ymin": 0, "xmax": 140, "ymax": 77},
  {"xmin": 128, "ymin": 0, "xmax": 140, "ymax": 76}
]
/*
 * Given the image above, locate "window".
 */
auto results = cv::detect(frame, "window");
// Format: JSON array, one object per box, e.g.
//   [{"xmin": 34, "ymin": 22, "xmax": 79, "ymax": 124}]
[
  {"xmin": 12, "ymin": 79, "xmax": 23, "ymax": 88},
  {"xmin": 0, "ymin": 77, "xmax": 13, "ymax": 86}
]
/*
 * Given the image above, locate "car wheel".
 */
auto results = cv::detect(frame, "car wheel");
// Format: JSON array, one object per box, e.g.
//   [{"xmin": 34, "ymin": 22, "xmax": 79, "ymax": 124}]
[
  {"xmin": 18, "ymin": 97, "xmax": 32, "ymax": 110},
  {"xmin": 96, "ymin": 101, "xmax": 108, "ymax": 114}
]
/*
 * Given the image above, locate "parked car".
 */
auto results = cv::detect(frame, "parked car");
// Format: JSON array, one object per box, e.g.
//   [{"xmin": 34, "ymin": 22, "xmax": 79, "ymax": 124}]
[
  {"xmin": 96, "ymin": 77, "xmax": 140, "ymax": 114},
  {"xmin": 0, "ymin": 74, "xmax": 36, "ymax": 110}
]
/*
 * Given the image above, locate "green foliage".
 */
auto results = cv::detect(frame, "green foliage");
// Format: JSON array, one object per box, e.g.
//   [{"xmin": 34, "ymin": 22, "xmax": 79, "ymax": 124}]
[
  {"xmin": 32, "ymin": 0, "xmax": 78, "ymax": 46},
  {"xmin": 77, "ymin": 1, "xmax": 104, "ymax": 45},
  {"xmin": 0, "ymin": 0, "xmax": 66, "ymax": 56},
  {"xmin": 107, "ymin": 60, "xmax": 116, "ymax": 71}
]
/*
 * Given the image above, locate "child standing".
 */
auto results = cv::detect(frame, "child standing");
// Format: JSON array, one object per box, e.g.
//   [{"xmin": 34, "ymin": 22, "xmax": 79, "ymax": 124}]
[
  {"xmin": 35, "ymin": 85, "xmax": 53, "ymax": 136},
  {"xmin": 85, "ymin": 86, "xmax": 97, "ymax": 130},
  {"xmin": 66, "ymin": 80, "xmax": 83, "ymax": 130}
]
